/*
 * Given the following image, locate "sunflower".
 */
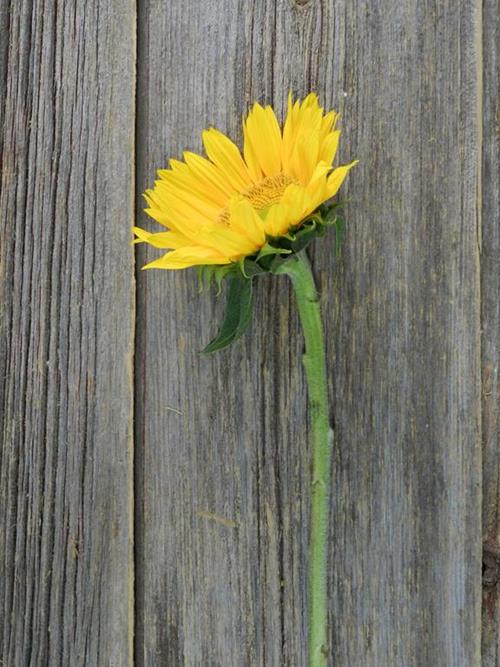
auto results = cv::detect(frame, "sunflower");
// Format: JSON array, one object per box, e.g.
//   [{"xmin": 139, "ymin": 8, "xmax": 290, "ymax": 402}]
[{"xmin": 134, "ymin": 93, "xmax": 356, "ymax": 270}]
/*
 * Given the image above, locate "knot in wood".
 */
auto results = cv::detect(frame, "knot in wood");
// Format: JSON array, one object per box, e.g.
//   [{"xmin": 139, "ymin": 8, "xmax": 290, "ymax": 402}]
[{"xmin": 483, "ymin": 547, "xmax": 500, "ymax": 592}]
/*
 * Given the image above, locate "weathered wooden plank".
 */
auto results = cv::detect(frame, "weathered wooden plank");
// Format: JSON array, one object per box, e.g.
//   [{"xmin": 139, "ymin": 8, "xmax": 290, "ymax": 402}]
[
  {"xmin": 327, "ymin": 2, "xmax": 482, "ymax": 663},
  {"xmin": 0, "ymin": 2, "xmax": 135, "ymax": 665},
  {"xmin": 481, "ymin": 0, "xmax": 500, "ymax": 662},
  {"xmin": 135, "ymin": 1, "xmax": 482, "ymax": 665}
]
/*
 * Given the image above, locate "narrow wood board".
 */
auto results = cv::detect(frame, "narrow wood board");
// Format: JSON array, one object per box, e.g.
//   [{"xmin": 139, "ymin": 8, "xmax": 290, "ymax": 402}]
[
  {"xmin": 0, "ymin": 1, "xmax": 136, "ymax": 664},
  {"xmin": 135, "ymin": 1, "xmax": 482, "ymax": 665},
  {"xmin": 481, "ymin": 0, "xmax": 500, "ymax": 662}
]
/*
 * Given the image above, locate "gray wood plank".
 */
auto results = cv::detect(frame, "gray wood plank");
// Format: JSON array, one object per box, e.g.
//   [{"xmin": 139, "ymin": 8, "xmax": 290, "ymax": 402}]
[
  {"xmin": 0, "ymin": 2, "xmax": 136, "ymax": 665},
  {"xmin": 327, "ymin": 2, "xmax": 482, "ymax": 664},
  {"xmin": 135, "ymin": 1, "xmax": 482, "ymax": 665},
  {"xmin": 481, "ymin": 0, "xmax": 500, "ymax": 662}
]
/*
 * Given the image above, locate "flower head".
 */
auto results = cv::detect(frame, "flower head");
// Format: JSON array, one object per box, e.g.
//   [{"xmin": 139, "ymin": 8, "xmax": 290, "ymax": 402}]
[{"xmin": 134, "ymin": 93, "xmax": 356, "ymax": 270}]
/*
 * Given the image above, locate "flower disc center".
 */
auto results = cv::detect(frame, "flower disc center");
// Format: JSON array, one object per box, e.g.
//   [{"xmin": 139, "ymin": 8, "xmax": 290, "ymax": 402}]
[{"xmin": 217, "ymin": 172, "xmax": 296, "ymax": 225}]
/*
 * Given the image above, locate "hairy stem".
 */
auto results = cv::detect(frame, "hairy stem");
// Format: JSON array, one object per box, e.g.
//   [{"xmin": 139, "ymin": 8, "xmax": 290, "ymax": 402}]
[{"xmin": 277, "ymin": 251, "xmax": 334, "ymax": 667}]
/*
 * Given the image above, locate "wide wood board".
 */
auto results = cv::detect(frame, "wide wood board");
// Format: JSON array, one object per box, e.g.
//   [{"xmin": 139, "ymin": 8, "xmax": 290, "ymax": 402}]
[
  {"xmin": 135, "ymin": 1, "xmax": 483, "ymax": 665},
  {"xmin": 0, "ymin": 1, "xmax": 136, "ymax": 664}
]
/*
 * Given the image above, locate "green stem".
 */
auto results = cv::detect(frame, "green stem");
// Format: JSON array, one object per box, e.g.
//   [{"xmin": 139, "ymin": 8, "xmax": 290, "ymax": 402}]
[{"xmin": 277, "ymin": 252, "xmax": 333, "ymax": 667}]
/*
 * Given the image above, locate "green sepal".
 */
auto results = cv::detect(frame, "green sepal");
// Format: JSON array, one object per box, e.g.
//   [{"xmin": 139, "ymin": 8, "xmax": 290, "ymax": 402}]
[
  {"xmin": 318, "ymin": 199, "xmax": 345, "ymax": 223},
  {"xmin": 197, "ymin": 265, "xmax": 211, "ymax": 293},
  {"xmin": 239, "ymin": 258, "xmax": 265, "ymax": 278},
  {"xmin": 279, "ymin": 219, "xmax": 324, "ymax": 253},
  {"xmin": 201, "ymin": 275, "xmax": 254, "ymax": 354},
  {"xmin": 255, "ymin": 242, "xmax": 292, "ymax": 261},
  {"xmin": 197, "ymin": 264, "xmax": 237, "ymax": 295},
  {"xmin": 242, "ymin": 244, "xmax": 291, "ymax": 274}
]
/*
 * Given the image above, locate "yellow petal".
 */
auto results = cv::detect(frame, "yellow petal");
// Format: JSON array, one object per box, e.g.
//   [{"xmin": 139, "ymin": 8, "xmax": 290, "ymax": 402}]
[
  {"xmin": 243, "ymin": 118, "xmax": 263, "ymax": 182},
  {"xmin": 228, "ymin": 197, "xmax": 266, "ymax": 247},
  {"xmin": 283, "ymin": 94, "xmax": 299, "ymax": 145},
  {"xmin": 144, "ymin": 203, "xmax": 210, "ymax": 242},
  {"xmin": 263, "ymin": 201, "xmax": 292, "ymax": 237},
  {"xmin": 319, "ymin": 130, "xmax": 341, "ymax": 165},
  {"xmin": 155, "ymin": 180, "xmax": 221, "ymax": 221},
  {"xmin": 307, "ymin": 160, "xmax": 330, "ymax": 185},
  {"xmin": 282, "ymin": 98, "xmax": 323, "ymax": 173},
  {"xmin": 298, "ymin": 102, "xmax": 323, "ymax": 132},
  {"xmin": 285, "ymin": 183, "xmax": 318, "ymax": 223},
  {"xmin": 282, "ymin": 97, "xmax": 300, "ymax": 167},
  {"xmin": 143, "ymin": 246, "xmax": 231, "ymax": 270},
  {"xmin": 303, "ymin": 162, "xmax": 330, "ymax": 208},
  {"xmin": 158, "ymin": 165, "xmax": 228, "ymax": 209},
  {"xmin": 263, "ymin": 184, "xmax": 310, "ymax": 237},
  {"xmin": 319, "ymin": 111, "xmax": 338, "ymax": 141},
  {"xmin": 202, "ymin": 128, "xmax": 252, "ymax": 191},
  {"xmin": 196, "ymin": 225, "xmax": 257, "ymax": 258},
  {"xmin": 183, "ymin": 151, "xmax": 235, "ymax": 199},
  {"xmin": 244, "ymin": 103, "xmax": 282, "ymax": 176},
  {"xmin": 326, "ymin": 160, "xmax": 358, "ymax": 198},
  {"xmin": 133, "ymin": 226, "xmax": 191, "ymax": 249},
  {"xmin": 301, "ymin": 92, "xmax": 320, "ymax": 110},
  {"xmin": 143, "ymin": 190, "xmax": 173, "ymax": 227},
  {"xmin": 290, "ymin": 132, "xmax": 320, "ymax": 184}
]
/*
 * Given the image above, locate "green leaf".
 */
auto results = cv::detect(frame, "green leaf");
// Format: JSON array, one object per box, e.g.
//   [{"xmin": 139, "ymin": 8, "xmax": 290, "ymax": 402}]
[{"xmin": 201, "ymin": 276, "xmax": 254, "ymax": 354}]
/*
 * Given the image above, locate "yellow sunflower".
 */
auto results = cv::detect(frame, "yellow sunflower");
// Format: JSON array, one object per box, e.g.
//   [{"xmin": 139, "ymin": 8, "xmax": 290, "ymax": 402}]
[{"xmin": 134, "ymin": 93, "xmax": 357, "ymax": 270}]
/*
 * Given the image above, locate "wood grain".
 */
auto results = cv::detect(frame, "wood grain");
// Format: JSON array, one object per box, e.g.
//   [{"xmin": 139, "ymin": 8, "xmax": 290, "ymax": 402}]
[
  {"xmin": 0, "ymin": 0, "xmax": 489, "ymax": 664},
  {"xmin": 481, "ymin": 0, "xmax": 500, "ymax": 662},
  {"xmin": 328, "ymin": 2, "xmax": 482, "ymax": 664},
  {"xmin": 135, "ymin": 1, "xmax": 482, "ymax": 666},
  {"xmin": 0, "ymin": 1, "xmax": 136, "ymax": 665}
]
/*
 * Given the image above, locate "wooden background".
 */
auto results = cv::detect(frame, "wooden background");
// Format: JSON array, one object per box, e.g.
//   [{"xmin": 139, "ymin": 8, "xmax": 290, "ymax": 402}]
[{"xmin": 0, "ymin": 0, "xmax": 498, "ymax": 665}]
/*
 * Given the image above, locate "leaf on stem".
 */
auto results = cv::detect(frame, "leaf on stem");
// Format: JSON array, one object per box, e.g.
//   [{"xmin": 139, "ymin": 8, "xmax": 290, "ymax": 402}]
[{"xmin": 201, "ymin": 275, "xmax": 254, "ymax": 354}]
